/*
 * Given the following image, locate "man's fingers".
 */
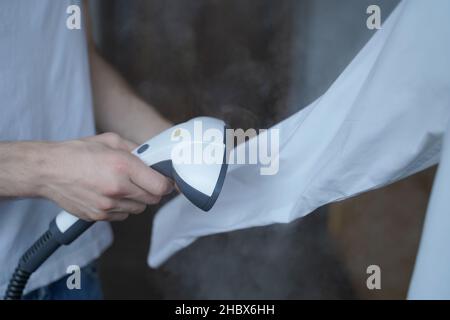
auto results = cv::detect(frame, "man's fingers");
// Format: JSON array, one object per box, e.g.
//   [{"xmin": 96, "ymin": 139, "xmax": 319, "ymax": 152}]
[
  {"xmin": 122, "ymin": 180, "xmax": 163, "ymax": 205},
  {"xmin": 127, "ymin": 156, "xmax": 174, "ymax": 196},
  {"xmin": 105, "ymin": 212, "xmax": 130, "ymax": 221},
  {"xmin": 108, "ymin": 199, "xmax": 147, "ymax": 215},
  {"xmin": 119, "ymin": 138, "xmax": 139, "ymax": 152}
]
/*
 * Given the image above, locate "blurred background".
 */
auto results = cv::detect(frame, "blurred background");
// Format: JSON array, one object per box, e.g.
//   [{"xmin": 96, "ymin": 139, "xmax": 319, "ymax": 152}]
[{"xmin": 88, "ymin": 0, "xmax": 435, "ymax": 299}]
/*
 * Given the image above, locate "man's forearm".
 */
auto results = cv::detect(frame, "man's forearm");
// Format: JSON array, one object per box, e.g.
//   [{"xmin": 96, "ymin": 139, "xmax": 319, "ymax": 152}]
[
  {"xmin": 0, "ymin": 136, "xmax": 172, "ymax": 220},
  {"xmin": 89, "ymin": 48, "xmax": 171, "ymax": 145},
  {"xmin": 0, "ymin": 142, "xmax": 51, "ymax": 198}
]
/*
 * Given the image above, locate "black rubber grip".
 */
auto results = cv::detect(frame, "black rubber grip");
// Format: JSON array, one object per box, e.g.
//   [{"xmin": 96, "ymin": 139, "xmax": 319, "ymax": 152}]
[
  {"xmin": 18, "ymin": 229, "xmax": 60, "ymax": 273},
  {"xmin": 50, "ymin": 219, "xmax": 94, "ymax": 245}
]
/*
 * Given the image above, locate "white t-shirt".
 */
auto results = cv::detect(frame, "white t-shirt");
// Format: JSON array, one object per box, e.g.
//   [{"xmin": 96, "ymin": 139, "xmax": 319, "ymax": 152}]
[{"xmin": 0, "ymin": 0, "xmax": 112, "ymax": 295}]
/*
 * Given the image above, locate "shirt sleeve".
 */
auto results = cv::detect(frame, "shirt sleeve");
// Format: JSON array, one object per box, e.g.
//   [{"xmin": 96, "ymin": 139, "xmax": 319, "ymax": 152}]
[{"xmin": 148, "ymin": 0, "xmax": 450, "ymax": 268}]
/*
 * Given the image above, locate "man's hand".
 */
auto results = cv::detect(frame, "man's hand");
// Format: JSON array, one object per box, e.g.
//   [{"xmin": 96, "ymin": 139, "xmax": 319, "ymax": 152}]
[
  {"xmin": 0, "ymin": 133, "xmax": 173, "ymax": 221},
  {"xmin": 41, "ymin": 133, "xmax": 174, "ymax": 221}
]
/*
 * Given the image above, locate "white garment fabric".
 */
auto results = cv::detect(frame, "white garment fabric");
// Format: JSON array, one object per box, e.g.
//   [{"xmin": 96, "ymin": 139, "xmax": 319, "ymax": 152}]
[
  {"xmin": 408, "ymin": 119, "xmax": 450, "ymax": 299},
  {"xmin": 148, "ymin": 0, "xmax": 450, "ymax": 298},
  {"xmin": 0, "ymin": 0, "xmax": 112, "ymax": 295}
]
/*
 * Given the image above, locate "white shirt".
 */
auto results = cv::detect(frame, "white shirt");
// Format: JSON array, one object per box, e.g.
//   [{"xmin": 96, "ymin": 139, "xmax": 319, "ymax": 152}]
[
  {"xmin": 148, "ymin": 0, "xmax": 450, "ymax": 298},
  {"xmin": 0, "ymin": 0, "xmax": 112, "ymax": 295}
]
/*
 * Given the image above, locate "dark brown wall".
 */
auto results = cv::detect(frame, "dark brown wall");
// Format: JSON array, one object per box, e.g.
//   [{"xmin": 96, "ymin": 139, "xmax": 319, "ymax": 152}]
[{"xmin": 96, "ymin": 0, "xmax": 294, "ymax": 129}]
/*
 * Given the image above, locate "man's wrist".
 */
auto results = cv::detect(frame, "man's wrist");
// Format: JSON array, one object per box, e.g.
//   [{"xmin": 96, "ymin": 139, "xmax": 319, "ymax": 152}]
[
  {"xmin": 26, "ymin": 141, "xmax": 60, "ymax": 198},
  {"xmin": 0, "ymin": 141, "xmax": 57, "ymax": 198}
]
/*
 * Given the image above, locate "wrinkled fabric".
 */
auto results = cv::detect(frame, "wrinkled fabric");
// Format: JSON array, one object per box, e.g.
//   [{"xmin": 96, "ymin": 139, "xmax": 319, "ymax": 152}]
[{"xmin": 148, "ymin": 0, "xmax": 450, "ymax": 297}]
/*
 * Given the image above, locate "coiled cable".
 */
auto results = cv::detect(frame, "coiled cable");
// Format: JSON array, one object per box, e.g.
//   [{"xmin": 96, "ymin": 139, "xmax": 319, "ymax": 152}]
[{"xmin": 4, "ymin": 230, "xmax": 60, "ymax": 300}]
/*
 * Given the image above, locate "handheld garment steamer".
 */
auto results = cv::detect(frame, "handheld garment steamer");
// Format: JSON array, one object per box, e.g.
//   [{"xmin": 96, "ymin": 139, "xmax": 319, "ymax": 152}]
[{"xmin": 4, "ymin": 117, "xmax": 228, "ymax": 300}]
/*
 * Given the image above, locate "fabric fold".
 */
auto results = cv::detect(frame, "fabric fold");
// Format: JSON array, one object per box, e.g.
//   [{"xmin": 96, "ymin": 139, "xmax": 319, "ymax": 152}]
[{"xmin": 148, "ymin": 0, "xmax": 450, "ymax": 276}]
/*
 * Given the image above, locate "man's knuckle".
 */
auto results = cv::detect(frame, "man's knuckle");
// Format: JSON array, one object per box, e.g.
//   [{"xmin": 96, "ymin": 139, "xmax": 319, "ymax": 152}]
[
  {"xmin": 98, "ymin": 198, "xmax": 116, "ymax": 211},
  {"xmin": 98, "ymin": 212, "xmax": 110, "ymax": 221},
  {"xmin": 104, "ymin": 181, "xmax": 124, "ymax": 196},
  {"xmin": 88, "ymin": 210, "xmax": 108, "ymax": 221},
  {"xmin": 110, "ymin": 155, "xmax": 128, "ymax": 174},
  {"xmin": 154, "ymin": 179, "xmax": 169, "ymax": 195},
  {"xmin": 86, "ymin": 212, "xmax": 98, "ymax": 221},
  {"xmin": 149, "ymin": 195, "xmax": 162, "ymax": 205},
  {"xmin": 104, "ymin": 132, "xmax": 120, "ymax": 143},
  {"xmin": 141, "ymin": 194, "xmax": 155, "ymax": 204},
  {"xmin": 103, "ymin": 212, "xmax": 112, "ymax": 220}
]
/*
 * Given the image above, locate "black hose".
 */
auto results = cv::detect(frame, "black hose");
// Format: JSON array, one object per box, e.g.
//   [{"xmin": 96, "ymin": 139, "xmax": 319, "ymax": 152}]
[
  {"xmin": 4, "ymin": 230, "xmax": 61, "ymax": 300},
  {"xmin": 4, "ymin": 268, "xmax": 31, "ymax": 300}
]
